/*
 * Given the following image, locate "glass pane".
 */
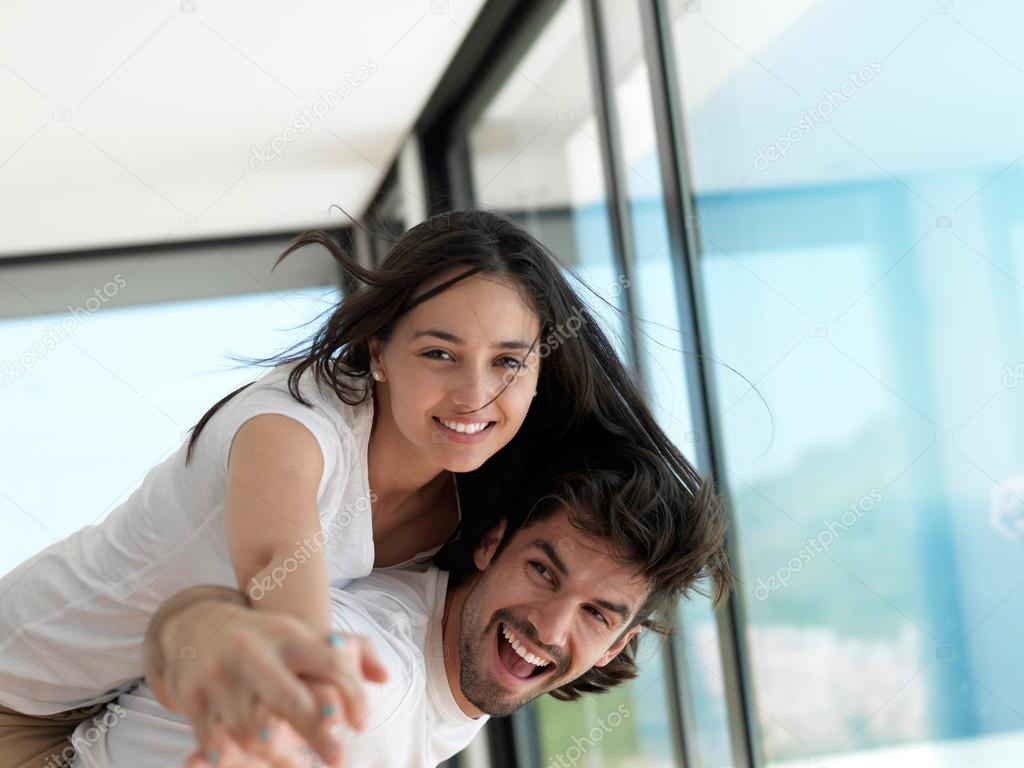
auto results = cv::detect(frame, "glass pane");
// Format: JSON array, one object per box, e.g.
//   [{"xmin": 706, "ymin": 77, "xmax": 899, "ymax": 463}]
[
  {"xmin": 668, "ymin": 0, "xmax": 1024, "ymax": 764},
  {"xmin": 536, "ymin": 633, "xmax": 674, "ymax": 768},
  {"xmin": 466, "ymin": 0, "xmax": 629, "ymax": 357},
  {"xmin": 0, "ymin": 286, "xmax": 340, "ymax": 578}
]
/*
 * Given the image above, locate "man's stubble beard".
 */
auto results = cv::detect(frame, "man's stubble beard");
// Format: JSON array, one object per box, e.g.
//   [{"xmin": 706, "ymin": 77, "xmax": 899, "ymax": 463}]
[{"xmin": 457, "ymin": 577, "xmax": 535, "ymax": 718}]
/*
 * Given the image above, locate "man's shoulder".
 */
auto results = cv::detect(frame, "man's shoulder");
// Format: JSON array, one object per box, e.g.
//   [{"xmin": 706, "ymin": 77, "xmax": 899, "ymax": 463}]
[{"xmin": 333, "ymin": 567, "xmax": 445, "ymax": 622}]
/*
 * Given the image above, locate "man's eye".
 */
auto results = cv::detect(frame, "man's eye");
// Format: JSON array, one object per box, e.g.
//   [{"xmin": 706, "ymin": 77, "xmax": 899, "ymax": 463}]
[
  {"xmin": 586, "ymin": 606, "xmax": 609, "ymax": 627},
  {"xmin": 530, "ymin": 561, "xmax": 553, "ymax": 582},
  {"xmin": 422, "ymin": 349, "xmax": 454, "ymax": 361}
]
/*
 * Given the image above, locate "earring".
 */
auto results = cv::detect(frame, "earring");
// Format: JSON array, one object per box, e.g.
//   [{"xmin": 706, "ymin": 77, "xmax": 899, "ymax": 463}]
[
  {"xmin": 532, "ymin": 391, "xmax": 537, "ymax": 398},
  {"xmin": 372, "ymin": 369, "xmax": 385, "ymax": 382}
]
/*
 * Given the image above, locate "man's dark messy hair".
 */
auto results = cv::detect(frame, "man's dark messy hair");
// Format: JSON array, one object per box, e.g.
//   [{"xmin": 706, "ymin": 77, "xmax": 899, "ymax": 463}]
[{"xmin": 439, "ymin": 427, "xmax": 733, "ymax": 701}]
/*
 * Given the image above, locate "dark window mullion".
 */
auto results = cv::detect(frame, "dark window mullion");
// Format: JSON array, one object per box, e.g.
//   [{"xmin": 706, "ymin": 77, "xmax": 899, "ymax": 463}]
[
  {"xmin": 582, "ymin": 0, "xmax": 647, "ymax": 381},
  {"xmin": 587, "ymin": 2, "xmax": 699, "ymax": 767}
]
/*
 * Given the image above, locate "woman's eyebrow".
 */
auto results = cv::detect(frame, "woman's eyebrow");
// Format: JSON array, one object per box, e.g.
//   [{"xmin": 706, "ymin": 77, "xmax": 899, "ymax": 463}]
[{"xmin": 410, "ymin": 329, "xmax": 531, "ymax": 349}]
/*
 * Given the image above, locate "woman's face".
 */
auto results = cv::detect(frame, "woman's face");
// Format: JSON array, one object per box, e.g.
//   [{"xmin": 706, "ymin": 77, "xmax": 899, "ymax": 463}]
[{"xmin": 370, "ymin": 271, "xmax": 543, "ymax": 474}]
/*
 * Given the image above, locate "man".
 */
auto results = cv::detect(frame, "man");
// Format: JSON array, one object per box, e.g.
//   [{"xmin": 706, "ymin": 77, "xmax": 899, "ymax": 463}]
[{"xmin": 69, "ymin": 451, "xmax": 732, "ymax": 767}]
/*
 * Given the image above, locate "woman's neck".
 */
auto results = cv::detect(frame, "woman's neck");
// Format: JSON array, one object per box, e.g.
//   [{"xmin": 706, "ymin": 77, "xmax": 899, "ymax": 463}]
[{"xmin": 366, "ymin": 397, "xmax": 447, "ymax": 515}]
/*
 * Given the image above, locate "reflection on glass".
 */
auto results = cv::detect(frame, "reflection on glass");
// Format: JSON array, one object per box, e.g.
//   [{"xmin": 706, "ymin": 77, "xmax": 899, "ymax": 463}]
[
  {"xmin": 0, "ymin": 286, "xmax": 340, "ymax": 578},
  {"xmin": 668, "ymin": 0, "xmax": 1024, "ymax": 764}
]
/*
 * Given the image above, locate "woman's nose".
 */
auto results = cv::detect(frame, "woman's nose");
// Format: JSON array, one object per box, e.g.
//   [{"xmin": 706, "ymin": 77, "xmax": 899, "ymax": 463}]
[{"xmin": 450, "ymin": 365, "xmax": 500, "ymax": 412}]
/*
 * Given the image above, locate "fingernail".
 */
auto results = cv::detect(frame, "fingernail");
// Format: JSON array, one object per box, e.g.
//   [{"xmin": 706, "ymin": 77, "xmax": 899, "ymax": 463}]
[
  {"xmin": 208, "ymin": 750, "xmax": 219, "ymax": 766},
  {"xmin": 321, "ymin": 703, "xmax": 335, "ymax": 718},
  {"xmin": 327, "ymin": 633, "xmax": 345, "ymax": 648},
  {"xmin": 259, "ymin": 727, "xmax": 271, "ymax": 742}
]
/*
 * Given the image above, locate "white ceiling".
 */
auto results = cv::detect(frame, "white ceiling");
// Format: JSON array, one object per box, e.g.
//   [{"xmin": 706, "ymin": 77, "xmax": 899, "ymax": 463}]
[{"xmin": 0, "ymin": 0, "xmax": 485, "ymax": 258}]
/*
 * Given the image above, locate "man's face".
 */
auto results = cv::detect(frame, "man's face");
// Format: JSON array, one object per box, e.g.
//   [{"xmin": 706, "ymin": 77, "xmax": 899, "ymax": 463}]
[{"xmin": 456, "ymin": 510, "xmax": 648, "ymax": 717}]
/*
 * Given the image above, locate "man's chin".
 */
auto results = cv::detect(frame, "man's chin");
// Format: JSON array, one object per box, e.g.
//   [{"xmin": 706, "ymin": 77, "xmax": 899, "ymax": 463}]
[
  {"xmin": 462, "ymin": 683, "xmax": 537, "ymax": 718},
  {"xmin": 461, "ymin": 666, "xmax": 567, "ymax": 717}
]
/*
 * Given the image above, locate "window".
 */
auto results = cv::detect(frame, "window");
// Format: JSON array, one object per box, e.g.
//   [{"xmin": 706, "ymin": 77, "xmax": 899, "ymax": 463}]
[
  {"xmin": 0, "ymin": 242, "xmax": 340, "ymax": 578},
  {"xmin": 667, "ymin": 0, "xmax": 1024, "ymax": 763}
]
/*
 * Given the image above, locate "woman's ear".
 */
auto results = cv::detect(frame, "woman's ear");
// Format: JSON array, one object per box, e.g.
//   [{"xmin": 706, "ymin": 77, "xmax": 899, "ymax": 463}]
[
  {"xmin": 367, "ymin": 336, "xmax": 383, "ymax": 367},
  {"xmin": 473, "ymin": 518, "xmax": 508, "ymax": 572}
]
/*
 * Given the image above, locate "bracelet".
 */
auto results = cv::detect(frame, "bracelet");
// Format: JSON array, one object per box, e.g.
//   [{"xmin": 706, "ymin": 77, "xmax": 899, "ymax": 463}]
[{"xmin": 144, "ymin": 587, "xmax": 248, "ymax": 687}]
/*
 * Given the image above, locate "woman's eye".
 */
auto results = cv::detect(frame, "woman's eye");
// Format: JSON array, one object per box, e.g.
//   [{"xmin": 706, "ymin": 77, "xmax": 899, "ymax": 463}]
[
  {"xmin": 422, "ymin": 349, "xmax": 454, "ymax": 361},
  {"xmin": 498, "ymin": 356, "xmax": 525, "ymax": 371}
]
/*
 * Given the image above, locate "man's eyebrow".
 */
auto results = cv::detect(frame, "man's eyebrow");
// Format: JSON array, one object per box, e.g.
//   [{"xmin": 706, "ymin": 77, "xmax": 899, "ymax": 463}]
[
  {"xmin": 531, "ymin": 539, "xmax": 569, "ymax": 576},
  {"xmin": 594, "ymin": 598, "xmax": 631, "ymax": 623},
  {"xmin": 411, "ymin": 329, "xmax": 532, "ymax": 350},
  {"xmin": 531, "ymin": 539, "xmax": 632, "ymax": 623}
]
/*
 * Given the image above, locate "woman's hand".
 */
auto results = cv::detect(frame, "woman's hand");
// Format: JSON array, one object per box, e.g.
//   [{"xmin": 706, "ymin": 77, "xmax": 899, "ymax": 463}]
[
  {"xmin": 147, "ymin": 592, "xmax": 388, "ymax": 766},
  {"xmin": 184, "ymin": 695, "xmax": 339, "ymax": 768}
]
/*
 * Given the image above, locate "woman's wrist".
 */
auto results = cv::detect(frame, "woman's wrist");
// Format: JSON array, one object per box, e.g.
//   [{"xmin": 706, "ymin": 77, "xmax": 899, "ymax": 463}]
[{"xmin": 143, "ymin": 585, "xmax": 250, "ymax": 710}]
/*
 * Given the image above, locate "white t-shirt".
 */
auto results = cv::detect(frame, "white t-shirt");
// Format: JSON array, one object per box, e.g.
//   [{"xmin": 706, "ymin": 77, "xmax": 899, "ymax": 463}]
[
  {"xmin": 0, "ymin": 361, "xmax": 385, "ymax": 715},
  {"xmin": 70, "ymin": 567, "xmax": 487, "ymax": 768}
]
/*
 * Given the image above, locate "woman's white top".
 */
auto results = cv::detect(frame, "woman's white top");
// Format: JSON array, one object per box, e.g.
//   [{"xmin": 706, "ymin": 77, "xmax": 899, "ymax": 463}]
[{"xmin": 0, "ymin": 361, "xmax": 394, "ymax": 715}]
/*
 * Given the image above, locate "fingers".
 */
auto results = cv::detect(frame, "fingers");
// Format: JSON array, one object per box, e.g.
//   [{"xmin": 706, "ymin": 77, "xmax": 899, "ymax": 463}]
[
  {"xmin": 186, "ymin": 739, "xmax": 267, "ymax": 768},
  {"xmin": 199, "ymin": 718, "xmax": 333, "ymax": 768},
  {"xmin": 286, "ymin": 633, "xmax": 386, "ymax": 731},
  {"xmin": 244, "ymin": 647, "xmax": 344, "ymax": 765},
  {"xmin": 185, "ymin": 728, "xmax": 247, "ymax": 768},
  {"xmin": 255, "ymin": 719, "xmax": 331, "ymax": 768},
  {"xmin": 356, "ymin": 636, "xmax": 389, "ymax": 684}
]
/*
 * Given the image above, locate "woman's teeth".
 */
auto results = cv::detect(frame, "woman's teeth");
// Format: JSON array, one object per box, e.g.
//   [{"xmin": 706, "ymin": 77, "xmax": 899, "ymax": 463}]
[
  {"xmin": 502, "ymin": 625, "xmax": 550, "ymax": 668},
  {"xmin": 438, "ymin": 418, "xmax": 490, "ymax": 434}
]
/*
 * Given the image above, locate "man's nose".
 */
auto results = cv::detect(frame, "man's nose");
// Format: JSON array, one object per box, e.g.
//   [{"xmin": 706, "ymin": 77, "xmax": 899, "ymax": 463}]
[{"xmin": 528, "ymin": 600, "xmax": 573, "ymax": 649}]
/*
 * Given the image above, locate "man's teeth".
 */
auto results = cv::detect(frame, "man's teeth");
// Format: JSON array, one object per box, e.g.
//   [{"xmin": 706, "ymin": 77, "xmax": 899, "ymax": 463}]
[
  {"xmin": 438, "ymin": 418, "xmax": 489, "ymax": 434},
  {"xmin": 502, "ymin": 625, "xmax": 550, "ymax": 668}
]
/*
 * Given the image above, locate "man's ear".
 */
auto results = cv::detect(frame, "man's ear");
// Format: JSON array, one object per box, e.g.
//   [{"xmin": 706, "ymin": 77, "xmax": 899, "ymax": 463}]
[
  {"xmin": 473, "ymin": 518, "xmax": 508, "ymax": 572},
  {"xmin": 593, "ymin": 625, "xmax": 641, "ymax": 668}
]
